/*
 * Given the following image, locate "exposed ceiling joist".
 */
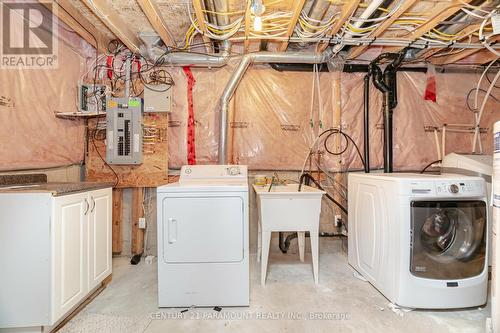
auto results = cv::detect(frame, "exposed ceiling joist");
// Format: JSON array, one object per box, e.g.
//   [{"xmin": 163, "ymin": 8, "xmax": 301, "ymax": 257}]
[
  {"xmin": 137, "ymin": 0, "xmax": 176, "ymax": 47},
  {"xmin": 80, "ymin": 0, "xmax": 142, "ymax": 53},
  {"xmin": 432, "ymin": 37, "xmax": 500, "ymax": 65},
  {"xmin": 244, "ymin": 0, "xmax": 251, "ymax": 52},
  {"xmin": 42, "ymin": 0, "xmax": 109, "ymax": 53},
  {"xmin": 348, "ymin": 0, "xmax": 419, "ymax": 59},
  {"xmin": 279, "ymin": 0, "xmax": 306, "ymax": 52},
  {"xmin": 317, "ymin": 0, "xmax": 361, "ymax": 52},
  {"xmin": 417, "ymin": 24, "xmax": 483, "ymax": 61},
  {"xmin": 384, "ymin": 0, "xmax": 474, "ymax": 54},
  {"xmin": 192, "ymin": 0, "xmax": 212, "ymax": 53}
]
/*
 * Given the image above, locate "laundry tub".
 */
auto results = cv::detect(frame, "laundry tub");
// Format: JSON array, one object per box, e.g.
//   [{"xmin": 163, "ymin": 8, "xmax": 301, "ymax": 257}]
[{"xmin": 253, "ymin": 184, "xmax": 325, "ymax": 284}]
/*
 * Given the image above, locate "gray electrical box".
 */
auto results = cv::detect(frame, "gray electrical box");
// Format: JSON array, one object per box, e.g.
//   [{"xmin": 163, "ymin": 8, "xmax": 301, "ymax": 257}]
[
  {"xmin": 143, "ymin": 84, "xmax": 172, "ymax": 113},
  {"xmin": 78, "ymin": 84, "xmax": 107, "ymax": 113},
  {"xmin": 106, "ymin": 97, "xmax": 143, "ymax": 165}
]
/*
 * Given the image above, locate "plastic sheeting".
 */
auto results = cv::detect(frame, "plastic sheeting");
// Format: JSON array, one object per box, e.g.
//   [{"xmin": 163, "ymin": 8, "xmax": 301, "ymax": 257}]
[
  {"xmin": 168, "ymin": 65, "xmax": 499, "ymax": 171},
  {"xmin": 0, "ymin": 14, "xmax": 93, "ymax": 171}
]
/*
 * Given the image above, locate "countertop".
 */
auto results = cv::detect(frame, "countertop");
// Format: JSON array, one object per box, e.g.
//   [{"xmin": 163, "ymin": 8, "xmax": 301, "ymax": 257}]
[{"xmin": 0, "ymin": 182, "xmax": 114, "ymax": 196}]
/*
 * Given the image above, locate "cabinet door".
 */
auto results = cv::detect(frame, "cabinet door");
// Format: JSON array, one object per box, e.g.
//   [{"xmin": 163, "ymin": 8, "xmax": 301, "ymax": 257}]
[
  {"xmin": 88, "ymin": 188, "xmax": 112, "ymax": 290},
  {"xmin": 52, "ymin": 192, "xmax": 89, "ymax": 323}
]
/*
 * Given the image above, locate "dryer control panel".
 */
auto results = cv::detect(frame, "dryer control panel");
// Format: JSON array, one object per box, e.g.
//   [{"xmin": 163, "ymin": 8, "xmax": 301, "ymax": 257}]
[{"xmin": 179, "ymin": 165, "xmax": 248, "ymax": 184}]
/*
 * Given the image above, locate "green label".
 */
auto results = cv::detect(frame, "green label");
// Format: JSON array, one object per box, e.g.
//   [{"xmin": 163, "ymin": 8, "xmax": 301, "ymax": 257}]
[{"xmin": 129, "ymin": 99, "xmax": 140, "ymax": 107}]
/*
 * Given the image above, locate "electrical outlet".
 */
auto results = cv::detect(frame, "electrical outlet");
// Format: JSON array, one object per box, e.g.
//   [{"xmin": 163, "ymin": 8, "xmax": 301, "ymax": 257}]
[
  {"xmin": 334, "ymin": 215, "xmax": 342, "ymax": 228},
  {"xmin": 139, "ymin": 217, "xmax": 146, "ymax": 229}
]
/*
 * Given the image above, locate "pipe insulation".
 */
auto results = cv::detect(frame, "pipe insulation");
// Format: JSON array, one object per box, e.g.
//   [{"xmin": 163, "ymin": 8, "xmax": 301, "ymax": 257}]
[{"xmin": 218, "ymin": 49, "xmax": 335, "ymax": 164}]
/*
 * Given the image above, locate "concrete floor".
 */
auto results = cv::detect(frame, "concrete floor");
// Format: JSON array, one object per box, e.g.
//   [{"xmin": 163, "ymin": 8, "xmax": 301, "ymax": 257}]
[{"xmin": 60, "ymin": 238, "xmax": 489, "ymax": 333}]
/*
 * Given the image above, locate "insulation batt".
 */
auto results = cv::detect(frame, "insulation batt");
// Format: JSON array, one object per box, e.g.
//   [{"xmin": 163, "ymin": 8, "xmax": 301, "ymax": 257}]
[
  {"xmin": 168, "ymin": 65, "xmax": 499, "ymax": 171},
  {"xmin": 0, "ymin": 19, "xmax": 90, "ymax": 171}
]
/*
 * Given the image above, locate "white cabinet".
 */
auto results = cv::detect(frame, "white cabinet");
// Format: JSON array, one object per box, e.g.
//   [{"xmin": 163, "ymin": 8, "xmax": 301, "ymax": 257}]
[
  {"xmin": 52, "ymin": 192, "xmax": 88, "ymax": 322},
  {"xmin": 87, "ymin": 188, "xmax": 112, "ymax": 291},
  {"xmin": 0, "ymin": 187, "xmax": 112, "ymax": 332}
]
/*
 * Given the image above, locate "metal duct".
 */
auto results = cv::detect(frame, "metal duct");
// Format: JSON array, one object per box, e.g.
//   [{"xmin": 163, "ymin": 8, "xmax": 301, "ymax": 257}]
[
  {"xmin": 218, "ymin": 49, "xmax": 335, "ymax": 164},
  {"xmin": 139, "ymin": 42, "xmax": 336, "ymax": 164},
  {"xmin": 213, "ymin": 0, "xmax": 229, "ymax": 26}
]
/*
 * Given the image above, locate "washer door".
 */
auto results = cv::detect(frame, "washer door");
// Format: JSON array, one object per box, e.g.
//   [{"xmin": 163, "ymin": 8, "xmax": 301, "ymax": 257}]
[{"xmin": 410, "ymin": 200, "xmax": 486, "ymax": 280}]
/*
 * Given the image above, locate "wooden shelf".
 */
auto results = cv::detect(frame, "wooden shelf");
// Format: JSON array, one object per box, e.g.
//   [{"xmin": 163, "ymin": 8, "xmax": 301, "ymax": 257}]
[{"xmin": 55, "ymin": 112, "xmax": 106, "ymax": 119}]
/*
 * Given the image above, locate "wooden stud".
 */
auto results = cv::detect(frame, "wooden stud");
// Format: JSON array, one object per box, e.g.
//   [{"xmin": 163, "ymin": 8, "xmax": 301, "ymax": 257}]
[
  {"xmin": 192, "ymin": 0, "xmax": 212, "ymax": 53},
  {"xmin": 279, "ymin": 0, "xmax": 307, "ymax": 52},
  {"xmin": 112, "ymin": 188, "xmax": 123, "ymax": 254},
  {"xmin": 348, "ymin": 0, "xmax": 419, "ymax": 59},
  {"xmin": 131, "ymin": 188, "xmax": 145, "ymax": 255},
  {"xmin": 40, "ymin": 0, "xmax": 109, "ymax": 53},
  {"xmin": 137, "ymin": 0, "xmax": 176, "ymax": 47},
  {"xmin": 384, "ymin": 0, "xmax": 474, "ymax": 54},
  {"xmin": 317, "ymin": 0, "xmax": 361, "ymax": 52},
  {"xmin": 80, "ymin": 0, "xmax": 142, "ymax": 53}
]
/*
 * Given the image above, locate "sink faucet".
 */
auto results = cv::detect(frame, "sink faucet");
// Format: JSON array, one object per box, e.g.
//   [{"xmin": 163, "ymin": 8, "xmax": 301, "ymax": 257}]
[{"xmin": 267, "ymin": 172, "xmax": 280, "ymax": 192}]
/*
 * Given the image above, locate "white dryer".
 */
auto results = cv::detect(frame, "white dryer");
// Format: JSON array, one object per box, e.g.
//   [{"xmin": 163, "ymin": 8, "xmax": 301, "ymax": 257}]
[
  {"xmin": 348, "ymin": 173, "xmax": 488, "ymax": 309},
  {"xmin": 157, "ymin": 165, "xmax": 249, "ymax": 307}
]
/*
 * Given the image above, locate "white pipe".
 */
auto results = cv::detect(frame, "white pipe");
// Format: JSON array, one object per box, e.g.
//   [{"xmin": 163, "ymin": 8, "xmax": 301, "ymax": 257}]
[
  {"xmin": 442, "ymin": 125, "xmax": 446, "ymax": 158},
  {"xmin": 472, "ymin": 68, "xmax": 500, "ymax": 152},
  {"xmin": 434, "ymin": 129, "xmax": 441, "ymax": 160},
  {"xmin": 331, "ymin": 0, "xmax": 386, "ymax": 55}
]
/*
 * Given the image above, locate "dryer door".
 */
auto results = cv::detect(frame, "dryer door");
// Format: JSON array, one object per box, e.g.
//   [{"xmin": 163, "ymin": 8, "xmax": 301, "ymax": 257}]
[
  {"xmin": 410, "ymin": 200, "xmax": 486, "ymax": 280},
  {"xmin": 161, "ymin": 195, "xmax": 244, "ymax": 263}
]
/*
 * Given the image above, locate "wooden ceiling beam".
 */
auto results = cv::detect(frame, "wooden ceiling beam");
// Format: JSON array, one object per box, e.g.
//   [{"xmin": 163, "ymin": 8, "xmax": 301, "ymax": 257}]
[
  {"xmin": 348, "ymin": 0, "xmax": 419, "ymax": 59},
  {"xmin": 383, "ymin": 0, "xmax": 474, "ymax": 54},
  {"xmin": 41, "ymin": 0, "xmax": 109, "ymax": 53},
  {"xmin": 192, "ymin": 0, "xmax": 212, "ymax": 53},
  {"xmin": 137, "ymin": 0, "xmax": 176, "ymax": 47},
  {"xmin": 279, "ymin": 0, "xmax": 306, "ymax": 52},
  {"xmin": 80, "ymin": 0, "xmax": 142, "ymax": 53},
  {"xmin": 317, "ymin": 0, "xmax": 361, "ymax": 52},
  {"xmin": 432, "ymin": 36, "xmax": 500, "ymax": 65},
  {"xmin": 244, "ymin": 0, "xmax": 251, "ymax": 51}
]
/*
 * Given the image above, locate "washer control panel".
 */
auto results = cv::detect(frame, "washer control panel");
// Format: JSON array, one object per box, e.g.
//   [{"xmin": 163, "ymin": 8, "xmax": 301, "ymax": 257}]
[{"xmin": 435, "ymin": 180, "xmax": 484, "ymax": 196}]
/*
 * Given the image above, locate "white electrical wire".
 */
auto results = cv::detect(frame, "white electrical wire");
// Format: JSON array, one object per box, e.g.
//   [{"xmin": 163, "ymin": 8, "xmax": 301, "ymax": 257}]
[{"xmin": 472, "ymin": 68, "xmax": 500, "ymax": 152}]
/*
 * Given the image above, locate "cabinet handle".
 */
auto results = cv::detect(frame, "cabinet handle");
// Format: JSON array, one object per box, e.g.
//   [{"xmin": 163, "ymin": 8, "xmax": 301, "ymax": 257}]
[
  {"xmin": 84, "ymin": 198, "xmax": 89, "ymax": 215},
  {"xmin": 91, "ymin": 196, "xmax": 96, "ymax": 213}
]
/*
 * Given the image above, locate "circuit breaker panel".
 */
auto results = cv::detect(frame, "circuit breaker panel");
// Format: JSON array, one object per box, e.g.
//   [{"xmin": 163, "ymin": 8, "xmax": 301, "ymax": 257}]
[{"xmin": 106, "ymin": 97, "xmax": 143, "ymax": 165}]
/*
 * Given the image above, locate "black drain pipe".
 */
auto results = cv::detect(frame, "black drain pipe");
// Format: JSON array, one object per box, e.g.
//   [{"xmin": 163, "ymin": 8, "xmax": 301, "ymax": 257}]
[
  {"xmin": 369, "ymin": 52, "xmax": 405, "ymax": 173},
  {"xmin": 363, "ymin": 72, "xmax": 371, "ymax": 173}
]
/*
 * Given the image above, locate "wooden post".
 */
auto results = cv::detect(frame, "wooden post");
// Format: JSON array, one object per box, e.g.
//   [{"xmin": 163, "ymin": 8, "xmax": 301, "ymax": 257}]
[
  {"xmin": 131, "ymin": 188, "xmax": 145, "ymax": 255},
  {"xmin": 112, "ymin": 188, "xmax": 123, "ymax": 254}
]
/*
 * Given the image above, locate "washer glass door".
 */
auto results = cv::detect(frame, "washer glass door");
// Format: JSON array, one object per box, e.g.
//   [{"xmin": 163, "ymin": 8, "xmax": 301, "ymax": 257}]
[{"xmin": 410, "ymin": 200, "xmax": 486, "ymax": 280}]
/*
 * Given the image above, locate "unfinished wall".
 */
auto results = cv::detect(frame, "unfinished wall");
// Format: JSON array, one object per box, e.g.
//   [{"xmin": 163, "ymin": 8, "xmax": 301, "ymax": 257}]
[
  {"xmin": 168, "ymin": 66, "xmax": 499, "ymax": 171},
  {"xmin": 0, "ymin": 17, "xmax": 89, "ymax": 171}
]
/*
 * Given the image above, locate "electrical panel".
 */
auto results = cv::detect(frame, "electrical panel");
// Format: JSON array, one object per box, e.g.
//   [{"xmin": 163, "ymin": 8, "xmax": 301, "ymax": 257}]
[
  {"xmin": 143, "ymin": 84, "xmax": 172, "ymax": 113},
  {"xmin": 106, "ymin": 97, "xmax": 143, "ymax": 165},
  {"xmin": 78, "ymin": 84, "xmax": 107, "ymax": 113}
]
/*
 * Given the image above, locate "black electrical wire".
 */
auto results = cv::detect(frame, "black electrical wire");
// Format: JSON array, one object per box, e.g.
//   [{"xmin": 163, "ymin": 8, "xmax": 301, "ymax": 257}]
[
  {"xmin": 321, "ymin": 128, "xmax": 366, "ymax": 170},
  {"xmin": 420, "ymin": 159, "xmax": 442, "ymax": 174},
  {"xmin": 466, "ymin": 88, "xmax": 500, "ymax": 112}
]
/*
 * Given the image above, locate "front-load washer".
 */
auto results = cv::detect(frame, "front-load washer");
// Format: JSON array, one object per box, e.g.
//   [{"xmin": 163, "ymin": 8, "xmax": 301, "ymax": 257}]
[
  {"xmin": 348, "ymin": 173, "xmax": 488, "ymax": 309},
  {"xmin": 157, "ymin": 165, "xmax": 249, "ymax": 307}
]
